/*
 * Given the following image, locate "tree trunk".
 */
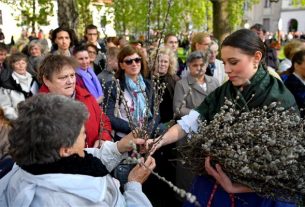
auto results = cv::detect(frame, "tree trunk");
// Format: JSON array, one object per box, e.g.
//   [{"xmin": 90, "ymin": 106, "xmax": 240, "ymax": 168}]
[
  {"xmin": 211, "ymin": 0, "xmax": 231, "ymax": 43},
  {"xmin": 31, "ymin": 0, "xmax": 36, "ymax": 33},
  {"xmin": 57, "ymin": 0, "xmax": 79, "ymax": 30}
]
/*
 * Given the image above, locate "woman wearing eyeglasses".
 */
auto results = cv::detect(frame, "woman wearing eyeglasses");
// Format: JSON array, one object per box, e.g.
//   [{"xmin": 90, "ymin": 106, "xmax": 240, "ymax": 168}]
[
  {"xmin": 104, "ymin": 45, "xmax": 152, "ymax": 186},
  {"xmin": 104, "ymin": 45, "xmax": 150, "ymax": 141},
  {"xmin": 173, "ymin": 51, "xmax": 219, "ymax": 118}
]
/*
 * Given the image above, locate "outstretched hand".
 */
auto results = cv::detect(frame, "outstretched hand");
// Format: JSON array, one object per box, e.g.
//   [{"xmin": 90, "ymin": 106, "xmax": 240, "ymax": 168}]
[
  {"xmin": 145, "ymin": 137, "xmax": 163, "ymax": 155},
  {"xmin": 205, "ymin": 156, "xmax": 253, "ymax": 194},
  {"xmin": 117, "ymin": 130, "xmax": 146, "ymax": 153}
]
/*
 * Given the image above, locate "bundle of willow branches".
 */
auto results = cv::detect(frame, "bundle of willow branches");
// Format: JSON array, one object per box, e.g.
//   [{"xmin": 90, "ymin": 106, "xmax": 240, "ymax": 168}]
[{"xmin": 179, "ymin": 99, "xmax": 305, "ymax": 203}]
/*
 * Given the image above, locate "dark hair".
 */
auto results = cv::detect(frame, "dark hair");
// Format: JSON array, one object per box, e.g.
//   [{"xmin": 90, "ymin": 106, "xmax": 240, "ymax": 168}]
[
  {"xmin": 86, "ymin": 43, "xmax": 98, "ymax": 54},
  {"xmin": 9, "ymin": 94, "xmax": 88, "ymax": 166},
  {"xmin": 73, "ymin": 44, "xmax": 88, "ymax": 56},
  {"xmin": 222, "ymin": 29, "xmax": 266, "ymax": 61},
  {"xmin": 85, "ymin": 24, "xmax": 98, "ymax": 33},
  {"xmin": 84, "ymin": 24, "xmax": 99, "ymax": 42},
  {"xmin": 0, "ymin": 43, "xmax": 9, "ymax": 52},
  {"xmin": 38, "ymin": 55, "xmax": 78, "ymax": 83},
  {"xmin": 250, "ymin": 23, "xmax": 264, "ymax": 31},
  {"xmin": 164, "ymin": 33, "xmax": 177, "ymax": 44},
  {"xmin": 290, "ymin": 49, "xmax": 305, "ymax": 73},
  {"xmin": 51, "ymin": 27, "xmax": 73, "ymax": 50},
  {"xmin": 116, "ymin": 45, "xmax": 149, "ymax": 79},
  {"xmin": 106, "ymin": 36, "xmax": 119, "ymax": 46},
  {"xmin": 9, "ymin": 52, "xmax": 28, "ymax": 69}
]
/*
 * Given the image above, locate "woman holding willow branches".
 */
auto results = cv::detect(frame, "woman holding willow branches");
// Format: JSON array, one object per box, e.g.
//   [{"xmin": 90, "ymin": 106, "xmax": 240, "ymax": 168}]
[
  {"xmin": 147, "ymin": 29, "xmax": 297, "ymax": 207},
  {"xmin": 104, "ymin": 45, "xmax": 154, "ymax": 186}
]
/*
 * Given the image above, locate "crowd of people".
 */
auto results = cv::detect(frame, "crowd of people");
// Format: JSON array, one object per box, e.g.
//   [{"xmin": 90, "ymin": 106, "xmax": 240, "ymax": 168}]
[{"xmin": 0, "ymin": 22, "xmax": 304, "ymax": 207}]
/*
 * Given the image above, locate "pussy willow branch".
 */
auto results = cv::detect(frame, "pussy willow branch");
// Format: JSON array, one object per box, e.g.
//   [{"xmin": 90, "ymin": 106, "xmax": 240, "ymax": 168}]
[
  {"xmin": 146, "ymin": 87, "xmax": 192, "ymax": 156},
  {"xmin": 146, "ymin": 0, "xmax": 153, "ymax": 47},
  {"xmin": 150, "ymin": 0, "xmax": 173, "ymax": 78},
  {"xmin": 126, "ymin": 142, "xmax": 201, "ymax": 207},
  {"xmin": 146, "ymin": 76, "xmax": 167, "ymax": 137},
  {"xmin": 101, "ymin": 72, "xmax": 116, "ymax": 112}
]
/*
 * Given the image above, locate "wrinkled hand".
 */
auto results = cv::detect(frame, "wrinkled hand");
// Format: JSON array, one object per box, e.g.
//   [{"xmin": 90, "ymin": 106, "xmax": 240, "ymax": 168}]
[
  {"xmin": 205, "ymin": 156, "xmax": 253, "ymax": 194},
  {"xmin": 117, "ymin": 130, "xmax": 145, "ymax": 153},
  {"xmin": 145, "ymin": 137, "xmax": 163, "ymax": 155},
  {"xmin": 128, "ymin": 156, "xmax": 156, "ymax": 184}
]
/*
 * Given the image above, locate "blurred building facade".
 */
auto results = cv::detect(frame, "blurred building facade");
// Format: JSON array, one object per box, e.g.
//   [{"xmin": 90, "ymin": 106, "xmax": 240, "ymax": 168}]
[{"xmin": 244, "ymin": 0, "xmax": 305, "ymax": 34}]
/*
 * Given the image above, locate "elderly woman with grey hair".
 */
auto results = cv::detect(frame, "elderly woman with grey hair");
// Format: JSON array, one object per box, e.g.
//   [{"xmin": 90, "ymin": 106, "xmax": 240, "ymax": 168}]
[
  {"xmin": 27, "ymin": 40, "xmax": 45, "ymax": 76},
  {"xmin": 173, "ymin": 51, "xmax": 219, "ymax": 117},
  {"xmin": 0, "ymin": 94, "xmax": 155, "ymax": 207}
]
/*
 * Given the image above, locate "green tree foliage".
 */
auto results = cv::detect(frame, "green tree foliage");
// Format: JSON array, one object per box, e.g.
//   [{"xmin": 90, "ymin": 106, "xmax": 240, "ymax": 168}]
[
  {"xmin": 1, "ymin": 0, "xmax": 54, "ymax": 32},
  {"xmin": 111, "ymin": 0, "xmax": 263, "ymax": 42},
  {"xmin": 76, "ymin": 0, "xmax": 93, "ymax": 36},
  {"xmin": 111, "ymin": 0, "xmax": 213, "ymax": 37},
  {"xmin": 291, "ymin": 0, "xmax": 305, "ymax": 7}
]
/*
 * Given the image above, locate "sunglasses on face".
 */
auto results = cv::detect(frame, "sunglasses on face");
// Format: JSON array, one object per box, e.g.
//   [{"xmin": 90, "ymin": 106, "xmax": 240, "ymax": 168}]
[{"xmin": 123, "ymin": 57, "xmax": 142, "ymax": 65}]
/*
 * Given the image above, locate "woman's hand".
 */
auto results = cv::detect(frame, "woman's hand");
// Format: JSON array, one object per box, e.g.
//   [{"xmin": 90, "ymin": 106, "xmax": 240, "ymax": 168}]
[
  {"xmin": 205, "ymin": 156, "xmax": 253, "ymax": 194},
  {"xmin": 117, "ymin": 131, "xmax": 145, "ymax": 153},
  {"xmin": 128, "ymin": 156, "xmax": 156, "ymax": 184},
  {"xmin": 145, "ymin": 137, "xmax": 163, "ymax": 155}
]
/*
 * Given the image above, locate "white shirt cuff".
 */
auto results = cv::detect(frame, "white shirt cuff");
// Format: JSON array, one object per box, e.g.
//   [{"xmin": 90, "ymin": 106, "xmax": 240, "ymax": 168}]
[{"xmin": 177, "ymin": 110, "xmax": 200, "ymax": 137}]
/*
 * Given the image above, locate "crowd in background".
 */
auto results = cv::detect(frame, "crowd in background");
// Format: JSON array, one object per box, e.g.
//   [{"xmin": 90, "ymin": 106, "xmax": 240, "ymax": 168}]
[{"xmin": 0, "ymin": 23, "xmax": 305, "ymax": 207}]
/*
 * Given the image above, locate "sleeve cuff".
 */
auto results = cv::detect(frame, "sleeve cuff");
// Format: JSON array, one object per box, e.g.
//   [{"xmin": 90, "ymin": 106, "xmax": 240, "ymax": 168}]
[
  {"xmin": 124, "ymin": 181, "xmax": 142, "ymax": 191},
  {"xmin": 177, "ymin": 110, "xmax": 200, "ymax": 135}
]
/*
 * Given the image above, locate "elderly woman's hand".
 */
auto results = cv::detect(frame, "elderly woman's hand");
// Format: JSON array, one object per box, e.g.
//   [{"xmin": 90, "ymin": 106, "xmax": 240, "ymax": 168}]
[
  {"xmin": 117, "ymin": 131, "xmax": 146, "ymax": 153},
  {"xmin": 205, "ymin": 156, "xmax": 253, "ymax": 193},
  {"xmin": 128, "ymin": 156, "xmax": 156, "ymax": 184}
]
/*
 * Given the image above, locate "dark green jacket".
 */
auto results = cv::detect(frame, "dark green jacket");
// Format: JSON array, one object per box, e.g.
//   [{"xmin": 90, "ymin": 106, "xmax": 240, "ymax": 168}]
[{"xmin": 195, "ymin": 66, "xmax": 297, "ymax": 122}]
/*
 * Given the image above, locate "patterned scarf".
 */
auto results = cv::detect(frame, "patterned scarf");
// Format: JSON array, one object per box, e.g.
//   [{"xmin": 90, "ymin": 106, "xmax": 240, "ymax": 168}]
[
  {"xmin": 125, "ymin": 74, "xmax": 151, "ymax": 124},
  {"xmin": 76, "ymin": 67, "xmax": 103, "ymax": 98}
]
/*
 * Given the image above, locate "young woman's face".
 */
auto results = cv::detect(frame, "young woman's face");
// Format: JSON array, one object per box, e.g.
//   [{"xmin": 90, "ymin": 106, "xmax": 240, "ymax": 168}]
[
  {"xmin": 221, "ymin": 46, "xmax": 258, "ymax": 86},
  {"xmin": 156, "ymin": 54, "xmax": 170, "ymax": 76},
  {"xmin": 120, "ymin": 53, "xmax": 142, "ymax": 78},
  {"xmin": 75, "ymin": 51, "xmax": 90, "ymax": 70},
  {"xmin": 188, "ymin": 58, "xmax": 206, "ymax": 78},
  {"xmin": 13, "ymin": 59, "xmax": 27, "ymax": 75},
  {"xmin": 87, "ymin": 46, "xmax": 97, "ymax": 63},
  {"xmin": 55, "ymin": 31, "xmax": 71, "ymax": 51},
  {"xmin": 44, "ymin": 65, "xmax": 76, "ymax": 97}
]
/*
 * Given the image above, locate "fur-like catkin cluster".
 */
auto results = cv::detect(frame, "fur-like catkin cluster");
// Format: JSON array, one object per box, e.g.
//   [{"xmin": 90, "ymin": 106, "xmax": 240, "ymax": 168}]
[{"xmin": 179, "ymin": 99, "xmax": 305, "ymax": 203}]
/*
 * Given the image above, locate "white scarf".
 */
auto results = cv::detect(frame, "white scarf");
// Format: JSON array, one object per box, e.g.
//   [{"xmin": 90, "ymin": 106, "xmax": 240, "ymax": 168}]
[{"xmin": 12, "ymin": 71, "xmax": 33, "ymax": 92}]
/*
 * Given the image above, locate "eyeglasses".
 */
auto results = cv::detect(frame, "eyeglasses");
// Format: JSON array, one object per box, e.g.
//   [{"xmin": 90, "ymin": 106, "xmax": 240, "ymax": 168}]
[
  {"xmin": 123, "ymin": 57, "xmax": 142, "ymax": 65},
  {"xmin": 88, "ymin": 50, "xmax": 97, "ymax": 55}
]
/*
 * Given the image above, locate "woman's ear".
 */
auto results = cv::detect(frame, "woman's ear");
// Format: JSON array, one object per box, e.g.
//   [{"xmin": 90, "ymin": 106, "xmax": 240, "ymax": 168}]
[
  {"xmin": 43, "ymin": 76, "xmax": 52, "ymax": 88},
  {"xmin": 59, "ymin": 146, "xmax": 72, "ymax": 157},
  {"xmin": 254, "ymin": 51, "xmax": 263, "ymax": 65}
]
